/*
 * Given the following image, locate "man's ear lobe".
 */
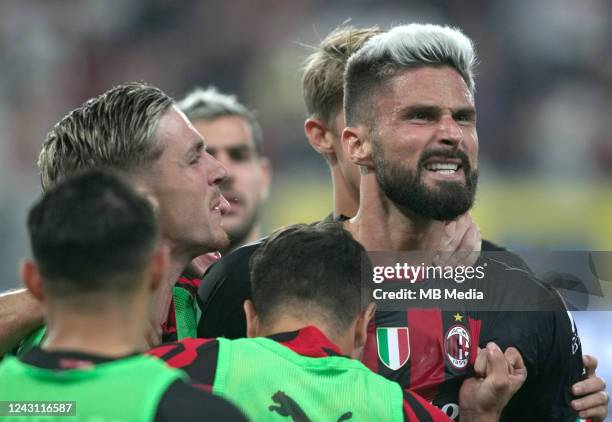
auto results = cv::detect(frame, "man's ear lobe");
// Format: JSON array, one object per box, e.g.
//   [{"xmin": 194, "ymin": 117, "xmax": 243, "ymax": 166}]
[
  {"xmin": 244, "ymin": 300, "xmax": 259, "ymax": 338},
  {"xmin": 149, "ymin": 244, "xmax": 169, "ymax": 292},
  {"xmin": 20, "ymin": 259, "xmax": 44, "ymax": 302},
  {"xmin": 304, "ymin": 118, "xmax": 336, "ymax": 159},
  {"xmin": 342, "ymin": 126, "xmax": 373, "ymax": 168}
]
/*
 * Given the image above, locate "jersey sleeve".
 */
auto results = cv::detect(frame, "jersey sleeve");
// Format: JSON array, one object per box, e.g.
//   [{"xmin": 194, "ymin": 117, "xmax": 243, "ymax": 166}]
[
  {"xmin": 155, "ymin": 379, "xmax": 247, "ymax": 422},
  {"xmin": 403, "ymin": 389, "xmax": 452, "ymax": 421},
  {"xmin": 479, "ymin": 305, "xmax": 584, "ymax": 420},
  {"xmin": 197, "ymin": 242, "xmax": 263, "ymax": 339},
  {"xmin": 148, "ymin": 338, "xmax": 220, "ymax": 391}
]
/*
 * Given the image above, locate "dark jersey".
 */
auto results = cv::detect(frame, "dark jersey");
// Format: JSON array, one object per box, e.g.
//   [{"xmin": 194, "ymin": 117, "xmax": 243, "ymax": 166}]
[
  {"xmin": 197, "ymin": 232, "xmax": 584, "ymax": 421},
  {"xmin": 149, "ymin": 326, "xmax": 452, "ymax": 421},
  {"xmin": 20, "ymin": 347, "xmax": 246, "ymax": 422}
]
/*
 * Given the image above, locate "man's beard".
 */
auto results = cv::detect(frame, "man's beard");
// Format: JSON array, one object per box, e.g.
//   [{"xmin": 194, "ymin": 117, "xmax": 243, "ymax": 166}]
[{"xmin": 372, "ymin": 142, "xmax": 478, "ymax": 221}]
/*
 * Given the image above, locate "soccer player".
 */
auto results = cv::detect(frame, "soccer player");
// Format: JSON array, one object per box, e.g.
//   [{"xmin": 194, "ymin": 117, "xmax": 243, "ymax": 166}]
[
  {"xmin": 0, "ymin": 169, "xmax": 245, "ymax": 421},
  {"xmin": 196, "ymin": 24, "xmax": 607, "ymax": 420},
  {"xmin": 339, "ymin": 23, "xmax": 586, "ymax": 420},
  {"xmin": 0, "ymin": 82, "xmax": 230, "ymax": 352},
  {"xmin": 151, "ymin": 222, "xmax": 527, "ymax": 421},
  {"xmin": 177, "ymin": 87, "xmax": 271, "ymax": 279},
  {"xmin": 178, "ymin": 87, "xmax": 271, "ymax": 254}
]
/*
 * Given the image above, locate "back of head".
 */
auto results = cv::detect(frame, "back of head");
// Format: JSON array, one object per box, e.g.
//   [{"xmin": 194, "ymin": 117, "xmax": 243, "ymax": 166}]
[
  {"xmin": 177, "ymin": 86, "xmax": 264, "ymax": 156},
  {"xmin": 38, "ymin": 82, "xmax": 173, "ymax": 192},
  {"xmin": 302, "ymin": 25, "xmax": 382, "ymax": 129},
  {"xmin": 344, "ymin": 23, "xmax": 477, "ymax": 126},
  {"xmin": 27, "ymin": 168, "xmax": 159, "ymax": 298},
  {"xmin": 249, "ymin": 222, "xmax": 369, "ymax": 334}
]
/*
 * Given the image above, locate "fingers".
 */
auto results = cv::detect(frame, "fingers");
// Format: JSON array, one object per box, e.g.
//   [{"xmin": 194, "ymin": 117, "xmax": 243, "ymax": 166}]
[
  {"xmin": 436, "ymin": 213, "xmax": 481, "ymax": 267},
  {"xmin": 484, "ymin": 342, "xmax": 509, "ymax": 382},
  {"xmin": 473, "ymin": 346, "xmax": 487, "ymax": 378},
  {"xmin": 571, "ymin": 390, "xmax": 609, "ymax": 421},
  {"xmin": 573, "ymin": 374, "xmax": 606, "ymax": 397},
  {"xmin": 504, "ymin": 347, "xmax": 526, "ymax": 374},
  {"xmin": 504, "ymin": 347, "xmax": 528, "ymax": 394},
  {"xmin": 583, "ymin": 354, "xmax": 598, "ymax": 375}
]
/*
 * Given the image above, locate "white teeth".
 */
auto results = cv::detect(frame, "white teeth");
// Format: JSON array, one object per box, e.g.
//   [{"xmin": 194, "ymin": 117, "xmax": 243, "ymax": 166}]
[{"xmin": 426, "ymin": 163, "xmax": 458, "ymax": 171}]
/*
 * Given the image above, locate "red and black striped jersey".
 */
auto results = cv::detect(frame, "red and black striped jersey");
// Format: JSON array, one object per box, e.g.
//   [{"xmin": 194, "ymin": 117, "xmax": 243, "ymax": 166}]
[
  {"xmin": 149, "ymin": 326, "xmax": 452, "ymax": 421},
  {"xmin": 195, "ymin": 237, "xmax": 584, "ymax": 421}
]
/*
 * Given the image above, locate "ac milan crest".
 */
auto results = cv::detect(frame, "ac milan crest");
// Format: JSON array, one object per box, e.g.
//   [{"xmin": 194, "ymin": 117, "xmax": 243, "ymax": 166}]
[{"xmin": 445, "ymin": 325, "xmax": 470, "ymax": 369}]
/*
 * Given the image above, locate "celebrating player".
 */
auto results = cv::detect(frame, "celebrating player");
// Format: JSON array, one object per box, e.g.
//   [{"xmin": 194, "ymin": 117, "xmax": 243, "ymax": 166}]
[
  {"xmin": 196, "ymin": 23, "xmax": 608, "ymax": 420},
  {"xmin": 0, "ymin": 169, "xmax": 245, "ymax": 421},
  {"xmin": 152, "ymin": 222, "xmax": 527, "ymax": 421},
  {"xmin": 0, "ymin": 82, "xmax": 230, "ymax": 352}
]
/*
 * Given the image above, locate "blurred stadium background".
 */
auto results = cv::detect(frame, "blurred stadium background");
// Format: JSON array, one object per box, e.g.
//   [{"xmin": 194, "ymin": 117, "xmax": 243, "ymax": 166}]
[{"xmin": 0, "ymin": 1, "xmax": 610, "ymax": 412}]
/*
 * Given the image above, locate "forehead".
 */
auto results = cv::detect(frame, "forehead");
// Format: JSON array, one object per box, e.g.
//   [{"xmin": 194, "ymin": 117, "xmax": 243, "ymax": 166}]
[
  {"xmin": 192, "ymin": 115, "xmax": 254, "ymax": 149},
  {"xmin": 377, "ymin": 66, "xmax": 474, "ymax": 113},
  {"xmin": 155, "ymin": 106, "xmax": 203, "ymax": 153}
]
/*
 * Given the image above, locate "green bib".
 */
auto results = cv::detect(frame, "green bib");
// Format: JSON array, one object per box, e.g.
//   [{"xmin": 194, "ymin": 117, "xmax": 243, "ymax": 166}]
[
  {"xmin": 0, "ymin": 354, "xmax": 184, "ymax": 421},
  {"xmin": 173, "ymin": 285, "xmax": 199, "ymax": 340},
  {"xmin": 213, "ymin": 337, "xmax": 404, "ymax": 422}
]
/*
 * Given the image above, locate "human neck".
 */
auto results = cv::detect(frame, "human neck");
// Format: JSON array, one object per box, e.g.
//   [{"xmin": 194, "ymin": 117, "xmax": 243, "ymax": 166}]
[
  {"xmin": 258, "ymin": 316, "xmax": 352, "ymax": 356},
  {"xmin": 151, "ymin": 239, "xmax": 191, "ymax": 327},
  {"xmin": 331, "ymin": 165, "xmax": 359, "ymax": 218},
  {"xmin": 43, "ymin": 297, "xmax": 149, "ymax": 357},
  {"xmin": 345, "ymin": 173, "xmax": 445, "ymax": 251}
]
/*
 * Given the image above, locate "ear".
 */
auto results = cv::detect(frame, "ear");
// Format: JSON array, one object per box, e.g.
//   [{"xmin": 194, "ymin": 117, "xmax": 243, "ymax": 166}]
[
  {"xmin": 148, "ymin": 244, "xmax": 169, "ymax": 292},
  {"xmin": 304, "ymin": 118, "xmax": 337, "ymax": 164},
  {"xmin": 352, "ymin": 303, "xmax": 376, "ymax": 358},
  {"xmin": 342, "ymin": 126, "xmax": 373, "ymax": 168},
  {"xmin": 257, "ymin": 157, "xmax": 272, "ymax": 201},
  {"xmin": 132, "ymin": 181, "xmax": 160, "ymax": 215},
  {"xmin": 20, "ymin": 259, "xmax": 45, "ymax": 302},
  {"xmin": 244, "ymin": 300, "xmax": 259, "ymax": 338}
]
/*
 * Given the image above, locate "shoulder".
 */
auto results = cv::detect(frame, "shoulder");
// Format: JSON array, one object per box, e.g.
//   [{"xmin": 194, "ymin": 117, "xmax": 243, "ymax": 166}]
[
  {"xmin": 481, "ymin": 239, "xmax": 532, "ymax": 272},
  {"xmin": 209, "ymin": 239, "xmax": 266, "ymax": 276},
  {"xmin": 155, "ymin": 380, "xmax": 246, "ymax": 422}
]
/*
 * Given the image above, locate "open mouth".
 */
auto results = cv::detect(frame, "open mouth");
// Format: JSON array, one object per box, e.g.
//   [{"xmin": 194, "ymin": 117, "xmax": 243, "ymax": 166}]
[
  {"xmin": 211, "ymin": 194, "xmax": 231, "ymax": 216},
  {"xmin": 423, "ymin": 158, "xmax": 463, "ymax": 176}
]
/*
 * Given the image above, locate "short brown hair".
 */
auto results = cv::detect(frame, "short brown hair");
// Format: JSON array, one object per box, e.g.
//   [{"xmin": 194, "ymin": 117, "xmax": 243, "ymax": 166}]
[
  {"xmin": 38, "ymin": 82, "xmax": 173, "ymax": 191},
  {"xmin": 302, "ymin": 25, "xmax": 382, "ymax": 129}
]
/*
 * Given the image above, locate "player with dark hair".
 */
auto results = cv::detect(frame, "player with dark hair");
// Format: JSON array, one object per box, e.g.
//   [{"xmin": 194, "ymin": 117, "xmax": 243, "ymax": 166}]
[
  {"xmin": 0, "ymin": 169, "xmax": 245, "ymax": 421},
  {"xmin": 152, "ymin": 222, "xmax": 527, "ymax": 421},
  {"xmin": 196, "ymin": 23, "xmax": 607, "ymax": 420}
]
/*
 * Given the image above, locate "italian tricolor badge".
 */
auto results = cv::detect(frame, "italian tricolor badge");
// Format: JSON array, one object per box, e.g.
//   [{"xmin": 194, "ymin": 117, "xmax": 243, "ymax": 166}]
[{"xmin": 376, "ymin": 327, "xmax": 410, "ymax": 370}]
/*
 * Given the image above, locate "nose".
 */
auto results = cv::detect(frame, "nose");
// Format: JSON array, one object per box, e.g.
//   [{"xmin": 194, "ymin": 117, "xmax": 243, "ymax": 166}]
[
  {"xmin": 215, "ymin": 151, "xmax": 235, "ymax": 187},
  {"xmin": 437, "ymin": 115, "xmax": 462, "ymax": 148},
  {"xmin": 207, "ymin": 152, "xmax": 228, "ymax": 186}
]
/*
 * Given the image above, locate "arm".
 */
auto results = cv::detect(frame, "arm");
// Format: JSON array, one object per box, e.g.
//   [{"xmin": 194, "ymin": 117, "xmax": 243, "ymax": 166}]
[{"xmin": 0, "ymin": 289, "xmax": 43, "ymax": 355}]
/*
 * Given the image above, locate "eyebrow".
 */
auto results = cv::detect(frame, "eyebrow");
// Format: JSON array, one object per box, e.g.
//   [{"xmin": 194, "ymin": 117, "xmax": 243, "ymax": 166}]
[
  {"xmin": 185, "ymin": 139, "xmax": 205, "ymax": 158},
  {"xmin": 401, "ymin": 104, "xmax": 476, "ymax": 117}
]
